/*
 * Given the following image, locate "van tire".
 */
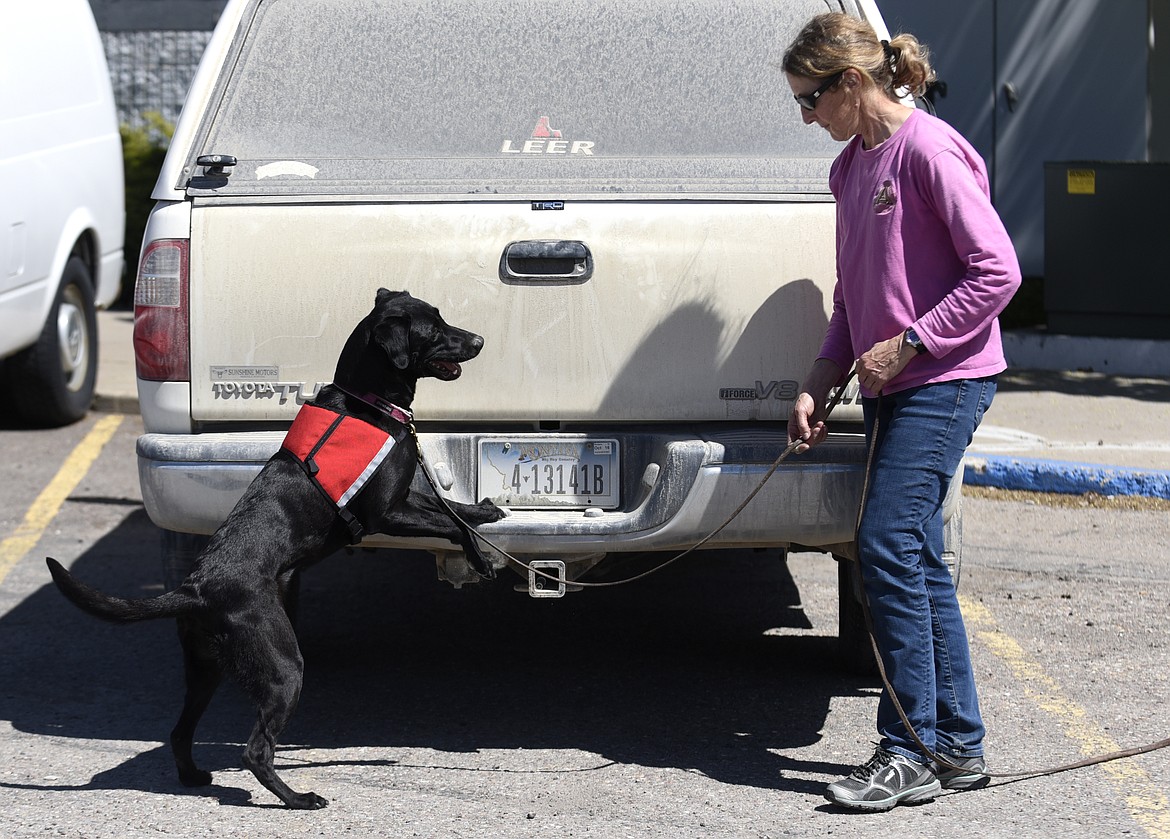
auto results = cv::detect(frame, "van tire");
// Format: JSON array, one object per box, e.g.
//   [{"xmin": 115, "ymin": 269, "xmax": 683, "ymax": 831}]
[{"xmin": 6, "ymin": 257, "xmax": 98, "ymax": 427}]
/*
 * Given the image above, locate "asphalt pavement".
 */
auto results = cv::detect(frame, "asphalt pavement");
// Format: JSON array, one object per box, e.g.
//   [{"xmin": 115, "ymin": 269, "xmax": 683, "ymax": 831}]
[{"xmin": 94, "ymin": 308, "xmax": 1170, "ymax": 499}]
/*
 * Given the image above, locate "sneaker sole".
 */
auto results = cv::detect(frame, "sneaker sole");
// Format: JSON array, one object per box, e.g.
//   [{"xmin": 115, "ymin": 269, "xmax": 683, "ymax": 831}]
[
  {"xmin": 825, "ymin": 778, "xmax": 942, "ymax": 812},
  {"xmin": 939, "ymin": 773, "xmax": 991, "ymax": 791}
]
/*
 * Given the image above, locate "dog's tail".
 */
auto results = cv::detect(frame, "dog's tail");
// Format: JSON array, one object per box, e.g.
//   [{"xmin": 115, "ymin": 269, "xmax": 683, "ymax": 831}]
[{"xmin": 46, "ymin": 558, "xmax": 200, "ymax": 623}]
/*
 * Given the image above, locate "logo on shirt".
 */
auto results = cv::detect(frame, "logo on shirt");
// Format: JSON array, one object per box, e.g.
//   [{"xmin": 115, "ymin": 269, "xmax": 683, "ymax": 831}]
[{"xmin": 873, "ymin": 179, "xmax": 897, "ymax": 214}]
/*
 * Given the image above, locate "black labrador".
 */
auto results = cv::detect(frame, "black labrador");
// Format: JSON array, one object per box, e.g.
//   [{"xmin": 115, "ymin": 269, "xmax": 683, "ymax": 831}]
[{"xmin": 47, "ymin": 289, "xmax": 505, "ymax": 809}]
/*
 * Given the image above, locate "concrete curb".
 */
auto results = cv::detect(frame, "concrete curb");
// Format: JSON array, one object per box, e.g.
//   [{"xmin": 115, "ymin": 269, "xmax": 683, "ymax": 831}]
[
  {"xmin": 1002, "ymin": 331, "xmax": 1170, "ymax": 378},
  {"xmin": 93, "ymin": 393, "xmax": 140, "ymax": 415},
  {"xmin": 963, "ymin": 454, "xmax": 1170, "ymax": 499}
]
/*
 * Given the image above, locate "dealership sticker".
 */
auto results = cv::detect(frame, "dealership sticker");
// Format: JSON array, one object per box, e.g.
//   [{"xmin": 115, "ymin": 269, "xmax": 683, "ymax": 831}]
[{"xmin": 211, "ymin": 365, "xmax": 280, "ymax": 381}]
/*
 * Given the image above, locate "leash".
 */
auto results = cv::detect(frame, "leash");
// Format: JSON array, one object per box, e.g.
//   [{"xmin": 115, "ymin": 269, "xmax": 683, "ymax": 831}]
[
  {"xmin": 410, "ymin": 429, "xmax": 802, "ymax": 588},
  {"xmin": 854, "ymin": 392, "xmax": 1170, "ymax": 784},
  {"xmin": 409, "ymin": 372, "xmax": 859, "ymax": 590},
  {"xmin": 408, "ymin": 375, "xmax": 1170, "ymax": 781}
]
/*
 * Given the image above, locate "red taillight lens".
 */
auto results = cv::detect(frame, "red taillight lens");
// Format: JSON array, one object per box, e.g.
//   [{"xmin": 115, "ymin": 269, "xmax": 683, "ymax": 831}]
[{"xmin": 133, "ymin": 240, "xmax": 190, "ymax": 381}]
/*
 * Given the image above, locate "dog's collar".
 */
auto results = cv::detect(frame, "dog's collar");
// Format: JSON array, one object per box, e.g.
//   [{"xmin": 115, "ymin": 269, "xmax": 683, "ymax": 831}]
[{"xmin": 336, "ymin": 386, "xmax": 414, "ymax": 425}]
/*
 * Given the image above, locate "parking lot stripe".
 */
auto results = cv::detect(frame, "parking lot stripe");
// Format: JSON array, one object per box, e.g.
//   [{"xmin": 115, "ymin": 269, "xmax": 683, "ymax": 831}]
[
  {"xmin": 961, "ymin": 595, "xmax": 1170, "ymax": 839},
  {"xmin": 0, "ymin": 414, "xmax": 124, "ymax": 590}
]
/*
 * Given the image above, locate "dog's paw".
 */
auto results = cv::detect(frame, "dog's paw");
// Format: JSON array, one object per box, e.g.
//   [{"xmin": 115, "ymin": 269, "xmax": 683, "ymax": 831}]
[
  {"xmin": 286, "ymin": 791, "xmax": 329, "ymax": 810},
  {"xmin": 466, "ymin": 545, "xmax": 498, "ymax": 580},
  {"xmin": 178, "ymin": 767, "xmax": 214, "ymax": 788},
  {"xmin": 473, "ymin": 498, "xmax": 508, "ymax": 523}
]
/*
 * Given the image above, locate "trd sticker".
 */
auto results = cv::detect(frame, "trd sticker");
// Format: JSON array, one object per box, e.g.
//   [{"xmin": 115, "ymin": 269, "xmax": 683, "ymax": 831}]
[{"xmin": 500, "ymin": 116, "xmax": 595, "ymax": 156}]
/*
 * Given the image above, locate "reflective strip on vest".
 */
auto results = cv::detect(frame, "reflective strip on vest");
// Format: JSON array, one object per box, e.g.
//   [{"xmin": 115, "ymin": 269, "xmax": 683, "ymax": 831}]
[{"xmin": 281, "ymin": 404, "xmax": 397, "ymax": 508}]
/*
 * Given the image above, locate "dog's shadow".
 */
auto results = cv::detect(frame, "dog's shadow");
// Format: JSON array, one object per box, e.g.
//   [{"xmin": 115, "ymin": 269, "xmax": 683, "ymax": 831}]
[
  {"xmin": 1, "ymin": 509, "xmax": 873, "ymax": 803},
  {"xmin": 0, "ymin": 743, "xmax": 263, "ymax": 808}
]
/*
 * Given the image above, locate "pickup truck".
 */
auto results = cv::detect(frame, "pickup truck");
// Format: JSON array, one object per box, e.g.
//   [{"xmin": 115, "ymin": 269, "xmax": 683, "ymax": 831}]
[{"xmin": 133, "ymin": 0, "xmax": 961, "ymax": 663}]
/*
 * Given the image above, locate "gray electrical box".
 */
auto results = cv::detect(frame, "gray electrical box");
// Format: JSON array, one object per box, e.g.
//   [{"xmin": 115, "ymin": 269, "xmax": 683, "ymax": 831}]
[{"xmin": 1044, "ymin": 162, "xmax": 1170, "ymax": 339}]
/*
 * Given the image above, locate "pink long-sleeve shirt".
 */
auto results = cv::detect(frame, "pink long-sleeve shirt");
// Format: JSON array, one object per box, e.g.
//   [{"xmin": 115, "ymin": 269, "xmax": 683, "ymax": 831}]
[{"xmin": 819, "ymin": 108, "xmax": 1022, "ymax": 397}]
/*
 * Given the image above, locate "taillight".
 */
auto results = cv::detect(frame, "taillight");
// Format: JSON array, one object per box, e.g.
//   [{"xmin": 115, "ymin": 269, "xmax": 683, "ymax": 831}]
[{"xmin": 134, "ymin": 239, "xmax": 190, "ymax": 381}]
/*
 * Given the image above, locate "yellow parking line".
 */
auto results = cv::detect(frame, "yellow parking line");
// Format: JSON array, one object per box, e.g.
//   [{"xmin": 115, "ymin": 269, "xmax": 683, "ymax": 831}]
[
  {"xmin": 0, "ymin": 414, "xmax": 124, "ymax": 590},
  {"xmin": 961, "ymin": 596, "xmax": 1170, "ymax": 839}
]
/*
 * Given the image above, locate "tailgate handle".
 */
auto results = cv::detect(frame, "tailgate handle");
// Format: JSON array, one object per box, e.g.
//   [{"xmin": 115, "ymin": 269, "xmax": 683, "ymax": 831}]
[{"xmin": 499, "ymin": 240, "xmax": 593, "ymax": 284}]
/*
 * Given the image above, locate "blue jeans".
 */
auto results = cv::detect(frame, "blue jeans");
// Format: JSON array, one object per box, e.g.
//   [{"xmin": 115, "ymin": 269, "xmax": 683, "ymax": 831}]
[{"xmin": 858, "ymin": 377, "xmax": 996, "ymax": 763}]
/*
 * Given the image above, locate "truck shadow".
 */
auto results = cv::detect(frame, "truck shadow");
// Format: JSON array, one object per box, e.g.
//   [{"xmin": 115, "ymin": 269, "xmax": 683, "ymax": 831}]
[
  {"xmin": 601, "ymin": 281, "xmax": 830, "ymax": 420},
  {"xmin": 0, "ymin": 509, "xmax": 874, "ymax": 804}
]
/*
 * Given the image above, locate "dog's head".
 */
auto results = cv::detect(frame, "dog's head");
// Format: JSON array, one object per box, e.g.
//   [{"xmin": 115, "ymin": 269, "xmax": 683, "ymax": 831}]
[{"xmin": 333, "ymin": 289, "xmax": 484, "ymax": 400}]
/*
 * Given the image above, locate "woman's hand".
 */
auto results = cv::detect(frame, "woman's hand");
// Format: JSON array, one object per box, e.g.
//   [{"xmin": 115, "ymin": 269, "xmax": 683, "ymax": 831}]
[
  {"xmin": 856, "ymin": 332, "xmax": 918, "ymax": 394},
  {"xmin": 788, "ymin": 391, "xmax": 829, "ymax": 454},
  {"xmin": 788, "ymin": 358, "xmax": 843, "ymax": 453}
]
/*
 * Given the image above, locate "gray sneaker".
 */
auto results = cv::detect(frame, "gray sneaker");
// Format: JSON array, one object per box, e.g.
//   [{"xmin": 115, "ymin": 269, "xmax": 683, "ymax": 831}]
[
  {"xmin": 933, "ymin": 754, "xmax": 990, "ymax": 790},
  {"xmin": 825, "ymin": 747, "xmax": 941, "ymax": 811}
]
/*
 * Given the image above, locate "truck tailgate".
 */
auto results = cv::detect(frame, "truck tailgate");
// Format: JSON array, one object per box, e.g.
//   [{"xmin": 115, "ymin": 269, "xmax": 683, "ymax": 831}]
[{"xmin": 189, "ymin": 200, "xmax": 846, "ymax": 423}]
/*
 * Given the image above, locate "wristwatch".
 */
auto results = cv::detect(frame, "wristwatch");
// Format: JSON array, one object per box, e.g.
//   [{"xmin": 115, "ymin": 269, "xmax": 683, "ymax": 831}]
[{"xmin": 904, "ymin": 327, "xmax": 927, "ymax": 355}]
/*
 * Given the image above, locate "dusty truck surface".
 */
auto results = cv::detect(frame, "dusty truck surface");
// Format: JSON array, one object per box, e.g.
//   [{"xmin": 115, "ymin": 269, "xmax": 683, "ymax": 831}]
[{"xmin": 133, "ymin": 0, "xmax": 959, "ymax": 656}]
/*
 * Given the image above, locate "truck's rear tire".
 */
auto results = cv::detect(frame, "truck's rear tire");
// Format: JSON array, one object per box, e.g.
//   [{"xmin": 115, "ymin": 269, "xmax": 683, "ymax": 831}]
[
  {"xmin": 836, "ymin": 556, "xmax": 874, "ymax": 675},
  {"xmin": 161, "ymin": 529, "xmax": 210, "ymax": 591},
  {"xmin": 836, "ymin": 498, "xmax": 965, "ymax": 674},
  {"xmin": 160, "ymin": 528, "xmax": 302, "ymax": 625}
]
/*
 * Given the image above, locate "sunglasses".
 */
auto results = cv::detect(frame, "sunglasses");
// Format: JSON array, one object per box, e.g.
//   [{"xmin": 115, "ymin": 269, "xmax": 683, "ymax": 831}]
[{"xmin": 793, "ymin": 71, "xmax": 845, "ymax": 111}]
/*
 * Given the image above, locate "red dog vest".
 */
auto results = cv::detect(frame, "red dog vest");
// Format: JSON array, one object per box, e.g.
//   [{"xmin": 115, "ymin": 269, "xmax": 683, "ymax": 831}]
[{"xmin": 281, "ymin": 404, "xmax": 401, "ymax": 539}]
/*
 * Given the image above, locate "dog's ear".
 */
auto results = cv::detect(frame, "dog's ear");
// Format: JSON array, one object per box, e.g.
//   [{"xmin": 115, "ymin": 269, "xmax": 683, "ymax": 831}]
[
  {"xmin": 373, "ymin": 314, "xmax": 412, "ymax": 370},
  {"xmin": 376, "ymin": 289, "xmax": 410, "ymax": 308}
]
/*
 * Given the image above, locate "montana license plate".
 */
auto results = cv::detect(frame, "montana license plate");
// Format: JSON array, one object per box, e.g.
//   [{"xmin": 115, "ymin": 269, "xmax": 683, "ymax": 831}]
[{"xmin": 477, "ymin": 437, "xmax": 620, "ymax": 509}]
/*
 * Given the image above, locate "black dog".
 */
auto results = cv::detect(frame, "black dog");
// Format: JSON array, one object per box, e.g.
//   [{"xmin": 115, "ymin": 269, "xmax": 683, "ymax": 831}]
[{"xmin": 47, "ymin": 289, "xmax": 505, "ymax": 809}]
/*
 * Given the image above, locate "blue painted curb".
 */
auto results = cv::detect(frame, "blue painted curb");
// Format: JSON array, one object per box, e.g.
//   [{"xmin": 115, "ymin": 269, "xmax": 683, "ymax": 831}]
[{"xmin": 963, "ymin": 454, "xmax": 1170, "ymax": 499}]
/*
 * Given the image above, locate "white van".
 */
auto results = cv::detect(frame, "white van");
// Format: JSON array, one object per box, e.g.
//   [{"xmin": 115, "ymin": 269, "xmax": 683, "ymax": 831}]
[{"xmin": 0, "ymin": 0, "xmax": 124, "ymax": 426}]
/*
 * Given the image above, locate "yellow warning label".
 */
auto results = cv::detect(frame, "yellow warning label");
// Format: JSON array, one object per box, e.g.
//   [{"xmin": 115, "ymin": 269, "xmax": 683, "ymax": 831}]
[{"xmin": 1067, "ymin": 169, "xmax": 1096, "ymax": 195}]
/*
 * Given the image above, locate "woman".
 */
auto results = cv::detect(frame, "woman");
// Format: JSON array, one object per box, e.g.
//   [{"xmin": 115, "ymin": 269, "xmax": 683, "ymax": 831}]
[{"xmin": 782, "ymin": 13, "xmax": 1020, "ymax": 811}]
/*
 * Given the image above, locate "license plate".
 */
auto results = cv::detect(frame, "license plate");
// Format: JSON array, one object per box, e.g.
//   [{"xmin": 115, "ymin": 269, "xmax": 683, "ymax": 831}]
[{"xmin": 477, "ymin": 437, "xmax": 620, "ymax": 509}]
